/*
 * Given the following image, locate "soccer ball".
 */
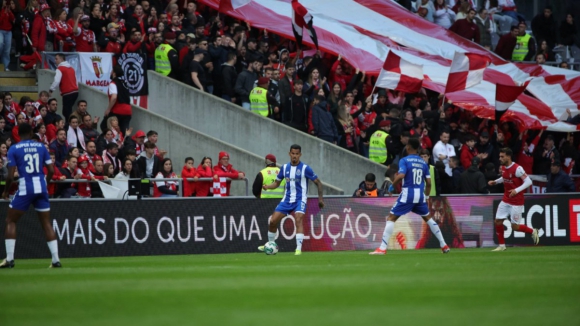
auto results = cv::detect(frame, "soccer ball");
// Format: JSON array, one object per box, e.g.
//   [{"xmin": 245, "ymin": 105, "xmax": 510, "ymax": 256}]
[{"xmin": 264, "ymin": 241, "xmax": 279, "ymax": 255}]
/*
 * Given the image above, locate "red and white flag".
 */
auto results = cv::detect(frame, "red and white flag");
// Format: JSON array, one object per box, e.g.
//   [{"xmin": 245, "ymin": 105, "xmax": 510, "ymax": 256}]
[
  {"xmin": 445, "ymin": 52, "xmax": 490, "ymax": 94},
  {"xmin": 495, "ymin": 80, "xmax": 530, "ymax": 122},
  {"xmin": 219, "ymin": 0, "xmax": 251, "ymax": 12},
  {"xmin": 376, "ymin": 50, "xmax": 423, "ymax": 93}
]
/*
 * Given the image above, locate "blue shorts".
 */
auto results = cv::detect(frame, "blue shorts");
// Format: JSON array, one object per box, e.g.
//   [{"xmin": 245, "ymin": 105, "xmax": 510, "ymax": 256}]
[
  {"xmin": 390, "ymin": 199, "xmax": 429, "ymax": 217},
  {"xmin": 275, "ymin": 201, "xmax": 307, "ymax": 215},
  {"xmin": 9, "ymin": 191, "xmax": 50, "ymax": 212}
]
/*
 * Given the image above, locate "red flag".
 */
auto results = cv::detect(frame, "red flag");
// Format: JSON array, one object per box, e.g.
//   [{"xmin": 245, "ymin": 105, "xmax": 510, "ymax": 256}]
[
  {"xmin": 292, "ymin": 0, "xmax": 319, "ymax": 50},
  {"xmin": 445, "ymin": 52, "xmax": 490, "ymax": 94},
  {"xmin": 495, "ymin": 80, "xmax": 530, "ymax": 122},
  {"xmin": 376, "ymin": 50, "xmax": 423, "ymax": 93},
  {"xmin": 219, "ymin": 0, "xmax": 251, "ymax": 13}
]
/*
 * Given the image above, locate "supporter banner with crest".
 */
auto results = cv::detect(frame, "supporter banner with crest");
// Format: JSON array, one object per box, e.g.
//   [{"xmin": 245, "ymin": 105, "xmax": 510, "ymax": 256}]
[
  {"xmin": 118, "ymin": 52, "xmax": 149, "ymax": 96},
  {"xmin": 78, "ymin": 53, "xmax": 113, "ymax": 93}
]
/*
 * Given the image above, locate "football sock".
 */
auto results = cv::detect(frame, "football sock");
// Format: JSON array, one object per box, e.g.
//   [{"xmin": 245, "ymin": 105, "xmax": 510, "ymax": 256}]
[
  {"xmin": 47, "ymin": 240, "xmax": 59, "ymax": 263},
  {"xmin": 296, "ymin": 233, "xmax": 304, "ymax": 251},
  {"xmin": 268, "ymin": 231, "xmax": 276, "ymax": 242},
  {"xmin": 426, "ymin": 218, "xmax": 447, "ymax": 248},
  {"xmin": 496, "ymin": 224, "xmax": 505, "ymax": 245},
  {"xmin": 5, "ymin": 239, "xmax": 15, "ymax": 261},
  {"xmin": 379, "ymin": 221, "xmax": 395, "ymax": 250},
  {"xmin": 517, "ymin": 225, "xmax": 533, "ymax": 234}
]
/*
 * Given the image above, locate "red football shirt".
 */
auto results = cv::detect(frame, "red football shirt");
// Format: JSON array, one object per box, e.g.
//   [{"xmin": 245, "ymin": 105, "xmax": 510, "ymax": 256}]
[{"xmin": 501, "ymin": 162, "xmax": 526, "ymax": 206}]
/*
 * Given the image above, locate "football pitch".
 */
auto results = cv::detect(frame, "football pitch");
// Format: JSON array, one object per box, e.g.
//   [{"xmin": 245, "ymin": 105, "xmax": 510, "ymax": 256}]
[{"xmin": 1, "ymin": 247, "xmax": 579, "ymax": 326}]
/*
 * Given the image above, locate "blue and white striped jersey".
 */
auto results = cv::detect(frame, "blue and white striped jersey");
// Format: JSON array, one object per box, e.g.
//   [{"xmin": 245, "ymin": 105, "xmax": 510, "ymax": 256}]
[
  {"xmin": 276, "ymin": 162, "xmax": 318, "ymax": 204},
  {"xmin": 7, "ymin": 140, "xmax": 52, "ymax": 196},
  {"xmin": 398, "ymin": 154, "xmax": 430, "ymax": 204}
]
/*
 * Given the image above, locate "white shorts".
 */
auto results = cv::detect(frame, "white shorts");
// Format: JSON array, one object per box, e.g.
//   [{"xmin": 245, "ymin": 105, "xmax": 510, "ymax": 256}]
[{"xmin": 495, "ymin": 201, "xmax": 523, "ymax": 224}]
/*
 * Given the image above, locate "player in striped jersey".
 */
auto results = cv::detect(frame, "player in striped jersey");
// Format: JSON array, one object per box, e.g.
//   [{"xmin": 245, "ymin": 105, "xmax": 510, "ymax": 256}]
[
  {"xmin": 258, "ymin": 144, "xmax": 324, "ymax": 255},
  {"xmin": 370, "ymin": 138, "xmax": 450, "ymax": 255},
  {"xmin": 0, "ymin": 123, "xmax": 61, "ymax": 269}
]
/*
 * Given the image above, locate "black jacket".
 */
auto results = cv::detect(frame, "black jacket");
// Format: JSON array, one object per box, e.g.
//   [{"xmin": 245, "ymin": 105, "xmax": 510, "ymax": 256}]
[
  {"xmin": 352, "ymin": 181, "xmax": 386, "ymax": 197},
  {"xmin": 460, "ymin": 165, "xmax": 488, "ymax": 194},
  {"xmin": 546, "ymin": 170, "xmax": 576, "ymax": 193},
  {"xmin": 220, "ymin": 64, "xmax": 238, "ymax": 98},
  {"xmin": 282, "ymin": 93, "xmax": 309, "ymax": 131},
  {"xmin": 137, "ymin": 153, "xmax": 160, "ymax": 179}
]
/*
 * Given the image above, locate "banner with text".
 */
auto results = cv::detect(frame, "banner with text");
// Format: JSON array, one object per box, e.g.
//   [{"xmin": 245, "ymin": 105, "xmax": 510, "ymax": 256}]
[
  {"xmin": 0, "ymin": 195, "xmax": 578, "ymax": 259},
  {"xmin": 78, "ymin": 53, "xmax": 113, "ymax": 93}
]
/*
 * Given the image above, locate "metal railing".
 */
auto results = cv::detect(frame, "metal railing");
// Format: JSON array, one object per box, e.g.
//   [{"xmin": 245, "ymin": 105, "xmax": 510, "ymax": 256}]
[{"xmin": 10, "ymin": 177, "xmax": 250, "ymax": 197}]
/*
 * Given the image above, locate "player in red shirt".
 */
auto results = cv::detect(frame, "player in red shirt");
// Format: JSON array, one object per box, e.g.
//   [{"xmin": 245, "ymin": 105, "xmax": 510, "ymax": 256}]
[{"xmin": 488, "ymin": 148, "xmax": 539, "ymax": 251}]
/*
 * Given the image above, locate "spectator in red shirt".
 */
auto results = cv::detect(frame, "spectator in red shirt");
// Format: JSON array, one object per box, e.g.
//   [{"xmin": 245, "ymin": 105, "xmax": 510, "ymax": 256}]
[
  {"xmin": 53, "ymin": 8, "xmax": 74, "ymax": 52},
  {"xmin": 73, "ymin": 14, "xmax": 97, "ymax": 52},
  {"xmin": 1, "ymin": 92, "xmax": 19, "ymax": 127},
  {"xmin": 45, "ymin": 151, "xmax": 65, "ymax": 198},
  {"xmin": 46, "ymin": 116, "xmax": 64, "ymax": 144},
  {"xmin": 181, "ymin": 157, "xmax": 198, "ymax": 197},
  {"xmin": 75, "ymin": 155, "xmax": 95, "ymax": 198},
  {"xmin": 196, "ymin": 156, "xmax": 213, "ymax": 197},
  {"xmin": 11, "ymin": 113, "xmax": 26, "ymax": 143},
  {"xmin": 98, "ymin": 23, "xmax": 125, "ymax": 62},
  {"xmin": 449, "ymin": 8, "xmax": 480, "ymax": 43},
  {"xmin": 213, "ymin": 152, "xmax": 245, "ymax": 197},
  {"xmin": 460, "ymin": 135, "xmax": 484, "ymax": 170},
  {"xmin": 515, "ymin": 129, "xmax": 542, "ymax": 175},
  {"xmin": 494, "ymin": 25, "xmax": 518, "ymax": 61}
]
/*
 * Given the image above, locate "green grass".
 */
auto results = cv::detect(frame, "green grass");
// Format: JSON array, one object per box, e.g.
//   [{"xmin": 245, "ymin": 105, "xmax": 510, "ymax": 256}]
[{"xmin": 1, "ymin": 247, "xmax": 579, "ymax": 326}]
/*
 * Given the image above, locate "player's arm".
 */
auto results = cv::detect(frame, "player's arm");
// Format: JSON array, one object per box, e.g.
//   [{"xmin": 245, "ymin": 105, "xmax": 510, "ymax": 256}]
[
  {"xmin": 489, "ymin": 176, "xmax": 503, "ymax": 186},
  {"xmin": 313, "ymin": 178, "xmax": 324, "ymax": 209},
  {"xmin": 262, "ymin": 179, "xmax": 281, "ymax": 190},
  {"xmin": 424, "ymin": 176, "xmax": 431, "ymax": 197},
  {"xmin": 510, "ymin": 169, "xmax": 532, "ymax": 197},
  {"xmin": 2, "ymin": 166, "xmax": 16, "ymax": 199}
]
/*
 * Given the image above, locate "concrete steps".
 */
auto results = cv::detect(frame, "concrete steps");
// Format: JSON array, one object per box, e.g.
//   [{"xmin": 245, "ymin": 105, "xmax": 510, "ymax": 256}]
[{"xmin": 0, "ymin": 71, "xmax": 38, "ymax": 100}]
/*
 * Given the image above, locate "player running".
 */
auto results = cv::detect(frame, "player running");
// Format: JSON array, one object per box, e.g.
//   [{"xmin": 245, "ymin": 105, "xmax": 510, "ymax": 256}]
[
  {"xmin": 488, "ymin": 148, "xmax": 539, "ymax": 251},
  {"xmin": 258, "ymin": 144, "xmax": 324, "ymax": 255},
  {"xmin": 370, "ymin": 138, "xmax": 450, "ymax": 255},
  {"xmin": 0, "ymin": 123, "xmax": 61, "ymax": 268}
]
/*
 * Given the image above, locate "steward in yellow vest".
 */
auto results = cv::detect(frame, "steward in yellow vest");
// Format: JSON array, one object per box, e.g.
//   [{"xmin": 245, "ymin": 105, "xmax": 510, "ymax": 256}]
[
  {"xmin": 512, "ymin": 23, "xmax": 535, "ymax": 62},
  {"xmin": 249, "ymin": 77, "xmax": 272, "ymax": 117},
  {"xmin": 154, "ymin": 33, "xmax": 179, "ymax": 78},
  {"xmin": 369, "ymin": 120, "xmax": 393, "ymax": 165},
  {"xmin": 252, "ymin": 154, "xmax": 286, "ymax": 198}
]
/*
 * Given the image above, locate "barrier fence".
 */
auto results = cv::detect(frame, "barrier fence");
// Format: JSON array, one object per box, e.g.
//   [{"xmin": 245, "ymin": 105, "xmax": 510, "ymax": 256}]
[
  {"xmin": 0, "ymin": 194, "xmax": 578, "ymax": 259},
  {"xmin": 4, "ymin": 177, "xmax": 249, "ymax": 197}
]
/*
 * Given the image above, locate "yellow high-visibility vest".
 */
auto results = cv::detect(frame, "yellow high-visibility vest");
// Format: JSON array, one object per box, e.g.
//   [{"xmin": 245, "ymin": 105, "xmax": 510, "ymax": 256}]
[
  {"xmin": 155, "ymin": 44, "xmax": 174, "ymax": 76},
  {"xmin": 512, "ymin": 34, "xmax": 531, "ymax": 61},
  {"xmin": 260, "ymin": 166, "xmax": 286, "ymax": 198},
  {"xmin": 249, "ymin": 87, "xmax": 269, "ymax": 117},
  {"xmin": 429, "ymin": 165, "xmax": 436, "ymax": 196},
  {"xmin": 369, "ymin": 130, "xmax": 389, "ymax": 164}
]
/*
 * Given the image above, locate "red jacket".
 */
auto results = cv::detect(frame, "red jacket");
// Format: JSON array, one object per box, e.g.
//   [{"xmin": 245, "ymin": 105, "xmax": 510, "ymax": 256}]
[
  {"xmin": 213, "ymin": 164, "xmax": 242, "ymax": 197},
  {"xmin": 43, "ymin": 165, "xmax": 63, "ymax": 196},
  {"xmin": 196, "ymin": 165, "xmax": 213, "ymax": 197},
  {"xmin": 460, "ymin": 145, "xmax": 478, "ymax": 170},
  {"xmin": 0, "ymin": 9, "xmax": 15, "ymax": 31},
  {"xmin": 30, "ymin": 14, "xmax": 47, "ymax": 51},
  {"xmin": 12, "ymin": 126, "xmax": 20, "ymax": 143},
  {"xmin": 75, "ymin": 167, "xmax": 94, "ymax": 198},
  {"xmin": 517, "ymin": 133, "xmax": 541, "ymax": 175},
  {"xmin": 181, "ymin": 166, "xmax": 198, "ymax": 197}
]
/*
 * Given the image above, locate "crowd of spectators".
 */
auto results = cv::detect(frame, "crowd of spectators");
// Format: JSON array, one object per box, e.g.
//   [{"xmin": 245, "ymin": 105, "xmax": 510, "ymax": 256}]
[
  {"xmin": 0, "ymin": 0, "xmax": 579, "ymax": 197},
  {"xmin": 0, "ymin": 89, "xmax": 248, "ymax": 198}
]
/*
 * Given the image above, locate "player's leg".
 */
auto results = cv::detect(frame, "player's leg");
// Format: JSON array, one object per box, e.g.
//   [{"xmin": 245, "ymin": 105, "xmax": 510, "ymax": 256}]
[
  {"xmin": 419, "ymin": 204, "xmax": 449, "ymax": 253},
  {"xmin": 0, "ymin": 208, "xmax": 26, "ymax": 268},
  {"xmin": 370, "ymin": 212, "xmax": 400, "ymax": 255},
  {"xmin": 294, "ymin": 212, "xmax": 305, "ymax": 255},
  {"xmin": 37, "ymin": 210, "xmax": 61, "ymax": 267},
  {"xmin": 492, "ymin": 202, "xmax": 510, "ymax": 251},
  {"xmin": 509, "ymin": 205, "xmax": 539, "ymax": 245},
  {"xmin": 258, "ymin": 211, "xmax": 287, "ymax": 251},
  {"xmin": 34, "ymin": 194, "xmax": 61, "ymax": 267}
]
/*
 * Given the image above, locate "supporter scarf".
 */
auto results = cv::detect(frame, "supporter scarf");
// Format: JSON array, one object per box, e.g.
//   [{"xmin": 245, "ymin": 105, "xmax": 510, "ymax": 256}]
[
  {"xmin": 67, "ymin": 125, "xmax": 86, "ymax": 151},
  {"xmin": 212, "ymin": 177, "xmax": 227, "ymax": 197}
]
